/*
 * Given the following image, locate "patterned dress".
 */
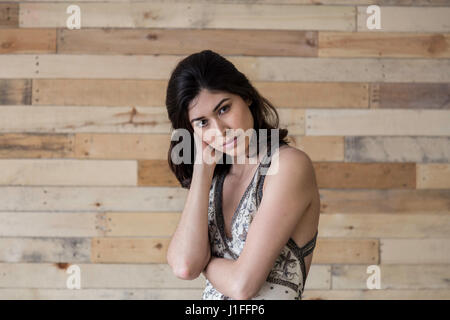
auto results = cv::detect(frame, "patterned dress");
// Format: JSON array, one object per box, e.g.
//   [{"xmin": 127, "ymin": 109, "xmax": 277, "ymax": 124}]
[{"xmin": 202, "ymin": 145, "xmax": 318, "ymax": 300}]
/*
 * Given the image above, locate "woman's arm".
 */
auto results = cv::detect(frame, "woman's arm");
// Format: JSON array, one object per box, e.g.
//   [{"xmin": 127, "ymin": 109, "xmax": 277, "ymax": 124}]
[
  {"xmin": 167, "ymin": 167, "xmax": 213, "ymax": 280},
  {"xmin": 202, "ymin": 256, "xmax": 242, "ymax": 299}
]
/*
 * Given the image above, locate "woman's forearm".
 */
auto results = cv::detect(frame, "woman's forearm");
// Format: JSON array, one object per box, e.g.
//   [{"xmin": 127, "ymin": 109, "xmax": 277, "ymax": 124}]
[
  {"xmin": 167, "ymin": 168, "xmax": 213, "ymax": 279},
  {"xmin": 202, "ymin": 256, "xmax": 242, "ymax": 299}
]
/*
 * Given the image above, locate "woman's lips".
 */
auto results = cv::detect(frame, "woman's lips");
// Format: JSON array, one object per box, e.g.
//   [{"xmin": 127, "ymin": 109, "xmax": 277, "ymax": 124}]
[{"xmin": 223, "ymin": 136, "xmax": 237, "ymax": 147}]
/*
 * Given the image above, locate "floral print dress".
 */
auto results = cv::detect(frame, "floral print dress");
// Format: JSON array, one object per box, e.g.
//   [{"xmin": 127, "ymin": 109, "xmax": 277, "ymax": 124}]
[{"xmin": 202, "ymin": 145, "xmax": 318, "ymax": 300}]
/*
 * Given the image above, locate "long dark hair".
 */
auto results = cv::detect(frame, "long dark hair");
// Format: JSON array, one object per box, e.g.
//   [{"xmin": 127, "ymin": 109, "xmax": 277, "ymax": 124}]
[{"xmin": 165, "ymin": 50, "xmax": 290, "ymax": 189}]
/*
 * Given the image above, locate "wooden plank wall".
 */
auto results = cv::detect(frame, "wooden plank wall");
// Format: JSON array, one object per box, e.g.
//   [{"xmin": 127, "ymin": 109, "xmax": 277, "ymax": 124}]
[{"xmin": 0, "ymin": 0, "xmax": 449, "ymax": 300}]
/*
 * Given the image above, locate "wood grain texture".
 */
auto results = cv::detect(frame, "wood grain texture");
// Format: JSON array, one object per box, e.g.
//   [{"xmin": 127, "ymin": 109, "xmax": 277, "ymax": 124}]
[
  {"xmin": 357, "ymin": 6, "xmax": 450, "ymax": 32},
  {"xmin": 58, "ymin": 28, "xmax": 318, "ymax": 56},
  {"xmin": 0, "ymin": 79, "xmax": 31, "ymax": 105},
  {"xmin": 19, "ymin": 3, "xmax": 355, "ymax": 30},
  {"xmin": 90, "ymin": 237, "xmax": 378, "ymax": 264},
  {"xmin": 417, "ymin": 164, "xmax": 450, "ymax": 189},
  {"xmin": 314, "ymin": 162, "xmax": 415, "ymax": 189},
  {"xmin": 319, "ymin": 189, "xmax": 450, "ymax": 214},
  {"xmin": 306, "ymin": 109, "xmax": 450, "ymax": 136},
  {"xmin": 0, "ymin": 28, "xmax": 56, "ymax": 53},
  {"xmin": 0, "ymin": 186, "xmax": 188, "ymax": 212},
  {"xmin": 32, "ymin": 79, "xmax": 368, "ymax": 108},
  {"xmin": 345, "ymin": 136, "xmax": 450, "ymax": 163},
  {"xmin": 381, "ymin": 239, "xmax": 450, "ymax": 264},
  {"xmin": 319, "ymin": 32, "xmax": 450, "ymax": 58},
  {"xmin": 0, "ymin": 238, "xmax": 90, "ymax": 263},
  {"xmin": 2, "ymin": 55, "xmax": 448, "ymax": 82},
  {"xmin": 0, "ymin": 159, "xmax": 137, "ymax": 186},
  {"xmin": 332, "ymin": 264, "xmax": 450, "ymax": 289},
  {"xmin": 0, "ymin": 3, "xmax": 18, "ymax": 28},
  {"xmin": 370, "ymin": 83, "xmax": 450, "ymax": 109}
]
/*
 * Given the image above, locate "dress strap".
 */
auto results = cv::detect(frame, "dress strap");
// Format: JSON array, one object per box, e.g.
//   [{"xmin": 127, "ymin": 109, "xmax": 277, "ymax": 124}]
[{"xmin": 300, "ymin": 230, "xmax": 318, "ymax": 258}]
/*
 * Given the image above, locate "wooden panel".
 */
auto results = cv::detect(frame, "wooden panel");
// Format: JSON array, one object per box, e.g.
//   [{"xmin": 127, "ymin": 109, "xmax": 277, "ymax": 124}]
[
  {"xmin": 0, "ymin": 159, "xmax": 137, "ymax": 186},
  {"xmin": 319, "ymin": 189, "xmax": 450, "ymax": 214},
  {"xmin": 0, "ymin": 133, "xmax": 74, "ymax": 159},
  {"xmin": 370, "ymin": 83, "xmax": 450, "ymax": 109},
  {"xmin": 91, "ymin": 237, "xmax": 378, "ymax": 264},
  {"xmin": 357, "ymin": 6, "xmax": 450, "ymax": 32},
  {"xmin": 0, "ymin": 238, "xmax": 90, "ymax": 263},
  {"xmin": 303, "ymin": 289, "xmax": 450, "ymax": 300},
  {"xmin": 0, "ymin": 212, "xmax": 101, "ymax": 237},
  {"xmin": 19, "ymin": 3, "xmax": 355, "ymax": 30},
  {"xmin": 0, "ymin": 186, "xmax": 188, "ymax": 212},
  {"xmin": 58, "ymin": 28, "xmax": 317, "ymax": 56},
  {"xmin": 0, "ymin": 288, "xmax": 204, "ymax": 300},
  {"xmin": 3, "ymin": 55, "xmax": 448, "ymax": 82},
  {"xmin": 138, "ymin": 160, "xmax": 178, "ymax": 187},
  {"xmin": 306, "ymin": 109, "xmax": 450, "ymax": 136},
  {"xmin": 319, "ymin": 32, "xmax": 450, "ymax": 58},
  {"xmin": 288, "ymin": 136, "xmax": 344, "ymax": 162},
  {"xmin": 254, "ymin": 82, "xmax": 369, "ymax": 108},
  {"xmin": 0, "ymin": 263, "xmax": 205, "ymax": 288},
  {"xmin": 417, "ymin": 164, "xmax": 450, "ymax": 189},
  {"xmin": 277, "ymin": 108, "xmax": 305, "ymax": 135},
  {"xmin": 32, "ymin": 79, "xmax": 167, "ymax": 107},
  {"xmin": 74, "ymin": 133, "xmax": 169, "ymax": 159},
  {"xmin": 314, "ymin": 162, "xmax": 415, "ymax": 189},
  {"xmin": 0, "ymin": 106, "xmax": 171, "ymax": 133},
  {"xmin": 0, "ymin": 29, "xmax": 56, "ymax": 54},
  {"xmin": 381, "ymin": 239, "xmax": 450, "ymax": 264},
  {"xmin": 345, "ymin": 136, "xmax": 450, "ymax": 163},
  {"xmin": 104, "ymin": 212, "xmax": 180, "ymax": 237},
  {"xmin": 0, "ymin": 79, "xmax": 31, "ymax": 105},
  {"xmin": 91, "ymin": 238, "xmax": 169, "ymax": 263},
  {"xmin": 33, "ymin": 79, "xmax": 368, "ymax": 108},
  {"xmin": 332, "ymin": 264, "xmax": 450, "ymax": 289},
  {"xmin": 319, "ymin": 214, "xmax": 450, "ymax": 238},
  {"xmin": 0, "ymin": 3, "xmax": 18, "ymax": 28}
]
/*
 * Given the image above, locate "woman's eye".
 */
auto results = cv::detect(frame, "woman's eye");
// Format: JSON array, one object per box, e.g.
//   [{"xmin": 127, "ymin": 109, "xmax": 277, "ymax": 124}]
[
  {"xmin": 219, "ymin": 105, "xmax": 230, "ymax": 114},
  {"xmin": 196, "ymin": 105, "xmax": 230, "ymax": 128}
]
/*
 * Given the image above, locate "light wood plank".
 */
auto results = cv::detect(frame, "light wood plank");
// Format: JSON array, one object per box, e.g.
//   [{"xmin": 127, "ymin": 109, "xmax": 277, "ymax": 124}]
[
  {"xmin": 0, "ymin": 288, "xmax": 204, "ymax": 300},
  {"xmin": 357, "ymin": 6, "xmax": 450, "ymax": 32},
  {"xmin": 0, "ymin": 237, "xmax": 90, "ymax": 263},
  {"xmin": 303, "ymin": 289, "xmax": 450, "ymax": 300},
  {"xmin": 0, "ymin": 79, "xmax": 31, "ymax": 105},
  {"xmin": 19, "ymin": 3, "xmax": 355, "ymax": 30},
  {"xmin": 74, "ymin": 133, "xmax": 169, "ymax": 159},
  {"xmin": 332, "ymin": 264, "xmax": 450, "ymax": 289},
  {"xmin": 0, "ymin": 159, "xmax": 137, "ymax": 186},
  {"xmin": 0, "ymin": 106, "xmax": 171, "ymax": 133},
  {"xmin": 0, "ymin": 133, "xmax": 74, "ymax": 159},
  {"xmin": 288, "ymin": 136, "xmax": 345, "ymax": 161},
  {"xmin": 58, "ymin": 28, "xmax": 317, "ymax": 56},
  {"xmin": 0, "ymin": 28, "xmax": 55, "ymax": 54},
  {"xmin": 417, "ymin": 164, "xmax": 450, "ymax": 189},
  {"xmin": 320, "ymin": 213, "xmax": 450, "ymax": 238},
  {"xmin": 345, "ymin": 136, "xmax": 450, "ymax": 163},
  {"xmin": 0, "ymin": 263, "xmax": 205, "ymax": 288},
  {"xmin": 0, "ymin": 212, "xmax": 101, "ymax": 237},
  {"xmin": 318, "ymin": 189, "xmax": 450, "ymax": 214},
  {"xmin": 306, "ymin": 109, "xmax": 450, "ymax": 136},
  {"xmin": 0, "ymin": 186, "xmax": 188, "ymax": 212},
  {"xmin": 370, "ymin": 83, "xmax": 450, "ymax": 109},
  {"xmin": 0, "ymin": 263, "xmax": 329, "ymax": 289},
  {"xmin": 3, "ymin": 55, "xmax": 448, "ymax": 82},
  {"xmin": 319, "ymin": 32, "xmax": 450, "ymax": 58},
  {"xmin": 381, "ymin": 239, "xmax": 450, "ymax": 264},
  {"xmin": 314, "ymin": 162, "xmax": 415, "ymax": 189}
]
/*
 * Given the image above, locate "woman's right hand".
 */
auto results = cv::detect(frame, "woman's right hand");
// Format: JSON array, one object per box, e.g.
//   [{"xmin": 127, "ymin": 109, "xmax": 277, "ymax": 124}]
[{"xmin": 193, "ymin": 131, "xmax": 222, "ymax": 176}]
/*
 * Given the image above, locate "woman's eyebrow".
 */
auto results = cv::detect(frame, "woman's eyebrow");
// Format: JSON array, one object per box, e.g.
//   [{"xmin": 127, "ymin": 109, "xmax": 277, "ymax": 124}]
[{"xmin": 190, "ymin": 98, "xmax": 230, "ymax": 123}]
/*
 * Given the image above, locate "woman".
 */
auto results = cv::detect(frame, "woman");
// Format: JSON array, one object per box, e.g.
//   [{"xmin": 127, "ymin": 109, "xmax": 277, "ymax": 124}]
[{"xmin": 166, "ymin": 50, "xmax": 320, "ymax": 300}]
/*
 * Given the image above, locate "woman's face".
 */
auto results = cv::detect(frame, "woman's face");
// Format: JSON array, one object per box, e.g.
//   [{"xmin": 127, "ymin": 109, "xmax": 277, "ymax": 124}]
[{"xmin": 188, "ymin": 89, "xmax": 254, "ymax": 158}]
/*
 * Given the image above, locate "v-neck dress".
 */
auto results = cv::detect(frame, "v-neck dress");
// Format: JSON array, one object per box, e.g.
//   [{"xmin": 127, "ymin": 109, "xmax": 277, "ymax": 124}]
[{"xmin": 202, "ymin": 145, "xmax": 319, "ymax": 300}]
